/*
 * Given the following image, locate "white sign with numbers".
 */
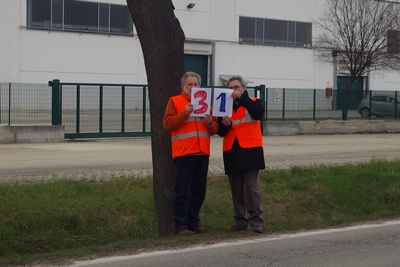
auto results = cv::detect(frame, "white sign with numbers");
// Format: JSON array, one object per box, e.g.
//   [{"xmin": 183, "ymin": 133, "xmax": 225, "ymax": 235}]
[{"xmin": 191, "ymin": 88, "xmax": 233, "ymax": 117}]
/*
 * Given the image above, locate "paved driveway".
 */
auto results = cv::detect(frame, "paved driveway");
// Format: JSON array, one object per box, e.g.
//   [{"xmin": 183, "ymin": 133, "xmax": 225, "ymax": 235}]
[{"xmin": 1, "ymin": 133, "xmax": 400, "ymax": 182}]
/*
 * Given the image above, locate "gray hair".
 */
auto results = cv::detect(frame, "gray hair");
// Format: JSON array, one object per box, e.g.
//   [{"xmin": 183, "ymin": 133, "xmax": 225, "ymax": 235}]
[
  {"xmin": 227, "ymin": 75, "xmax": 246, "ymax": 87},
  {"xmin": 181, "ymin": 71, "xmax": 202, "ymax": 86}
]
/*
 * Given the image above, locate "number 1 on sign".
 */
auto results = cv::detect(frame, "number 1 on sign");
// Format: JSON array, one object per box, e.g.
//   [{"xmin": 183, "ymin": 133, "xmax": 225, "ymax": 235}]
[
  {"xmin": 216, "ymin": 93, "xmax": 226, "ymax": 112},
  {"xmin": 213, "ymin": 88, "xmax": 233, "ymax": 117}
]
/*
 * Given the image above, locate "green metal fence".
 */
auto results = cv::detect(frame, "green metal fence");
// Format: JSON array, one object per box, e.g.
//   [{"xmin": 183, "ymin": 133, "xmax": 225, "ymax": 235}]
[
  {"xmin": 49, "ymin": 79, "xmax": 151, "ymax": 139},
  {"xmin": 49, "ymin": 81, "xmax": 263, "ymax": 139},
  {"xmin": 0, "ymin": 82, "xmax": 51, "ymax": 125},
  {"xmin": 3, "ymin": 80, "xmax": 400, "ymax": 139}
]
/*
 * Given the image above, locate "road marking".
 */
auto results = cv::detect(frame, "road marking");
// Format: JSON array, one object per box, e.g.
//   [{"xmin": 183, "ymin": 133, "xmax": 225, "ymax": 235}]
[{"xmin": 71, "ymin": 220, "xmax": 400, "ymax": 266}]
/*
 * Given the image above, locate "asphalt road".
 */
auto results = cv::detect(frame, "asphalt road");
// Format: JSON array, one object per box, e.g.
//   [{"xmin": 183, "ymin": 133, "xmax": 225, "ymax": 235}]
[
  {"xmin": 71, "ymin": 220, "xmax": 400, "ymax": 267},
  {"xmin": 1, "ymin": 133, "xmax": 400, "ymax": 183}
]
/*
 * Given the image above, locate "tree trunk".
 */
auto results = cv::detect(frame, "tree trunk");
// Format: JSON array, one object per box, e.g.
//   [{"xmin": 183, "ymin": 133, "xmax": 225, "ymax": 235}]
[
  {"xmin": 342, "ymin": 90, "xmax": 350, "ymax": 121},
  {"xmin": 126, "ymin": 0, "xmax": 185, "ymax": 236},
  {"xmin": 341, "ymin": 79, "xmax": 355, "ymax": 121}
]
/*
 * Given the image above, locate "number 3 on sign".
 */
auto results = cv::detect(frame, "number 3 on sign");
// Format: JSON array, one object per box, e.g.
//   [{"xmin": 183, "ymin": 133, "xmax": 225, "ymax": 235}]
[{"xmin": 191, "ymin": 88, "xmax": 211, "ymax": 117}]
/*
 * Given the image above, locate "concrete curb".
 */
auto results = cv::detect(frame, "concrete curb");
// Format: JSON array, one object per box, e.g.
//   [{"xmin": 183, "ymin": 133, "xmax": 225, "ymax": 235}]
[
  {"xmin": 1, "ymin": 120, "xmax": 400, "ymax": 143},
  {"xmin": 0, "ymin": 125, "xmax": 65, "ymax": 143},
  {"xmin": 264, "ymin": 120, "xmax": 400, "ymax": 136}
]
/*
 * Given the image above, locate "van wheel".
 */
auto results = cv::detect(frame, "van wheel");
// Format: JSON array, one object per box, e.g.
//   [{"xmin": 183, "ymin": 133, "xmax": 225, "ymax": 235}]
[{"xmin": 360, "ymin": 108, "xmax": 370, "ymax": 118}]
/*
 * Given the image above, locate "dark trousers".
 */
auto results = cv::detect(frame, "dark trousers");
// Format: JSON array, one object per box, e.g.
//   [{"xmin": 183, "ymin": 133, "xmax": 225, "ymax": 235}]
[
  {"xmin": 173, "ymin": 155, "xmax": 209, "ymax": 233},
  {"xmin": 228, "ymin": 169, "xmax": 263, "ymax": 228}
]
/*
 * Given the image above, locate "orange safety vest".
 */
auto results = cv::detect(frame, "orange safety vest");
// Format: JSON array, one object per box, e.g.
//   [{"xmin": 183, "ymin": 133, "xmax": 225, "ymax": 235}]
[
  {"xmin": 223, "ymin": 98, "xmax": 263, "ymax": 152},
  {"xmin": 170, "ymin": 95, "xmax": 211, "ymax": 158}
]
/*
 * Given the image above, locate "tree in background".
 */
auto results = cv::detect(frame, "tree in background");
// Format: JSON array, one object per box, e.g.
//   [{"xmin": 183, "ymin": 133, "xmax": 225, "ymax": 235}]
[
  {"xmin": 126, "ymin": 0, "xmax": 185, "ymax": 236},
  {"xmin": 314, "ymin": 0, "xmax": 400, "ymax": 120}
]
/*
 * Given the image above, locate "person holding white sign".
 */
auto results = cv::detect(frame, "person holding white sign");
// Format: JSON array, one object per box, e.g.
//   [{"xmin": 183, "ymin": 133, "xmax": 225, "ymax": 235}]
[
  {"xmin": 217, "ymin": 75, "xmax": 265, "ymax": 234},
  {"xmin": 163, "ymin": 71, "xmax": 218, "ymax": 236}
]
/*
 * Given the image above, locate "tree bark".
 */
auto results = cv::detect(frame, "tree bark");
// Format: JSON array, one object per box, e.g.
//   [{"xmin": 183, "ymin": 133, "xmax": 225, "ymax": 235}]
[
  {"xmin": 126, "ymin": 0, "xmax": 185, "ymax": 236},
  {"xmin": 341, "ymin": 79, "xmax": 356, "ymax": 121}
]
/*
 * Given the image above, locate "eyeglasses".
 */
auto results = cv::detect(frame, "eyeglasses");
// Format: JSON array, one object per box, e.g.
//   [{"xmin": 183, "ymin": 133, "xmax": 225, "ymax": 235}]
[{"xmin": 228, "ymin": 85, "xmax": 243, "ymax": 90}]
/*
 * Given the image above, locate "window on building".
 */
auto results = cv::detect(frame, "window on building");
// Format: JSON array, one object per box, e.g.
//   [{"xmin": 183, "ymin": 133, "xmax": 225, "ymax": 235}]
[
  {"xmin": 376, "ymin": 0, "xmax": 400, "ymax": 3},
  {"xmin": 387, "ymin": 30, "xmax": 400, "ymax": 52},
  {"xmin": 26, "ymin": 0, "xmax": 133, "ymax": 36},
  {"xmin": 239, "ymin": 16, "xmax": 312, "ymax": 48}
]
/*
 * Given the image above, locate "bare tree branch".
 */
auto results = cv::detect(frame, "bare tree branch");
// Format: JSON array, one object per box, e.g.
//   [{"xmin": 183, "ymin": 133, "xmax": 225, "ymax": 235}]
[
  {"xmin": 314, "ymin": 0, "xmax": 400, "ymax": 74},
  {"xmin": 313, "ymin": 0, "xmax": 400, "ymax": 119}
]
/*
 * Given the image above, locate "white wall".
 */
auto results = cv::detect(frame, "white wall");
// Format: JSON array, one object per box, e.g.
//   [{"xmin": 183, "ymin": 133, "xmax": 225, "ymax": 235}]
[
  {"xmin": 173, "ymin": 0, "xmax": 332, "ymax": 88},
  {"xmin": 19, "ymin": 30, "xmax": 142, "ymax": 83},
  {"xmin": 0, "ymin": 0, "xmax": 22, "ymax": 82},
  {"xmin": 370, "ymin": 72, "xmax": 400, "ymax": 91}
]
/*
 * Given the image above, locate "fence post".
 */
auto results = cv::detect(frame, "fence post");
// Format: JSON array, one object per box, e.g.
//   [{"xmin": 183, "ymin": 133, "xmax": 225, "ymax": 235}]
[
  {"xmin": 8, "ymin": 83, "xmax": 11, "ymax": 125},
  {"xmin": 313, "ymin": 89, "xmax": 316, "ymax": 121},
  {"xmin": 142, "ymin": 86, "xmax": 147, "ymax": 132},
  {"xmin": 50, "ymin": 79, "xmax": 61, "ymax": 125},
  {"xmin": 282, "ymin": 88, "xmax": 286, "ymax": 121},
  {"xmin": 368, "ymin": 90, "xmax": 372, "ymax": 120},
  {"xmin": 265, "ymin": 86, "xmax": 268, "ymax": 121},
  {"xmin": 395, "ymin": 91, "xmax": 398, "ymax": 120},
  {"xmin": 100, "ymin": 85, "xmax": 104, "ymax": 133},
  {"xmin": 255, "ymin": 84, "xmax": 266, "ymax": 134}
]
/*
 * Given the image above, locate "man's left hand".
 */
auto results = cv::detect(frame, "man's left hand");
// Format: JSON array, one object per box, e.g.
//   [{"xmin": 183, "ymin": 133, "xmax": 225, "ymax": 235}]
[{"xmin": 202, "ymin": 114, "xmax": 212, "ymax": 126}]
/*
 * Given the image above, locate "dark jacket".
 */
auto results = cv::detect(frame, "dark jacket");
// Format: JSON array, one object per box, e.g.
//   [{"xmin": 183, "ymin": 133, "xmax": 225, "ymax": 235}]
[{"xmin": 217, "ymin": 90, "xmax": 265, "ymax": 174}]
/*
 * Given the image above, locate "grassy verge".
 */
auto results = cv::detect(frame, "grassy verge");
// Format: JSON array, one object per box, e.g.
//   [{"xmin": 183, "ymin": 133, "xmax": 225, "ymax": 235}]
[{"xmin": 1, "ymin": 158, "xmax": 400, "ymax": 266}]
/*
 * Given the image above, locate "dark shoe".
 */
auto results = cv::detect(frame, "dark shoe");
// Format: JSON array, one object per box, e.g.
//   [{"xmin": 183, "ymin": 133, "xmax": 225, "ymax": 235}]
[
  {"xmin": 192, "ymin": 227, "xmax": 209, "ymax": 234},
  {"xmin": 252, "ymin": 225, "xmax": 263, "ymax": 233},
  {"xmin": 177, "ymin": 229, "xmax": 194, "ymax": 236},
  {"xmin": 226, "ymin": 225, "xmax": 247, "ymax": 232}
]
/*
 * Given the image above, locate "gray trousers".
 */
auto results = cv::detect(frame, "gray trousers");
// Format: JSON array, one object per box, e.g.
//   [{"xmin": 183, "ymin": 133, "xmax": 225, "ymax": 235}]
[{"xmin": 228, "ymin": 169, "xmax": 263, "ymax": 228}]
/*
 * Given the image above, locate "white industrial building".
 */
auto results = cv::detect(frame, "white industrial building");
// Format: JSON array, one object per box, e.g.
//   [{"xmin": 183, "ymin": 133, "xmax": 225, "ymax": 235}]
[{"xmin": 1, "ymin": 0, "xmax": 400, "ymax": 91}]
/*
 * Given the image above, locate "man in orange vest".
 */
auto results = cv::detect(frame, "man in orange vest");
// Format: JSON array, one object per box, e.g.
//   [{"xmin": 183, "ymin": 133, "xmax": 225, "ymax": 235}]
[
  {"xmin": 163, "ymin": 72, "xmax": 218, "ymax": 235},
  {"xmin": 218, "ymin": 75, "xmax": 265, "ymax": 233}
]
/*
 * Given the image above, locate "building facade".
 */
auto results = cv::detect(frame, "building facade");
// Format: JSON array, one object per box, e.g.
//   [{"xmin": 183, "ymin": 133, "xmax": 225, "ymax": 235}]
[{"xmin": 1, "ymin": 0, "xmax": 400, "ymax": 91}]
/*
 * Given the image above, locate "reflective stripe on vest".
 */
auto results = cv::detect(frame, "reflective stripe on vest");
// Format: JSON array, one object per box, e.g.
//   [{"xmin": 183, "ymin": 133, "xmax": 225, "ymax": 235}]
[
  {"xmin": 171, "ymin": 131, "xmax": 210, "ymax": 142},
  {"xmin": 170, "ymin": 95, "xmax": 211, "ymax": 158},
  {"xmin": 223, "ymin": 98, "xmax": 262, "ymax": 151},
  {"xmin": 230, "ymin": 111, "xmax": 255, "ymax": 125}
]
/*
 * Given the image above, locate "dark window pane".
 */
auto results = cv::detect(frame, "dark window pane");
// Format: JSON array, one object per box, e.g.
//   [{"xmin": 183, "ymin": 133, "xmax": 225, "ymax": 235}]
[
  {"xmin": 99, "ymin": 3, "xmax": 110, "ymax": 33},
  {"xmin": 52, "ymin": 0, "xmax": 63, "ymax": 29},
  {"xmin": 26, "ymin": 0, "xmax": 132, "ymax": 36},
  {"xmin": 387, "ymin": 30, "xmax": 400, "ymax": 52},
  {"xmin": 296, "ymin": 22, "xmax": 312, "ymax": 47},
  {"xmin": 64, "ymin": 0, "xmax": 98, "ymax": 32},
  {"xmin": 274, "ymin": 20, "xmax": 287, "ymax": 45},
  {"xmin": 239, "ymin": 16, "xmax": 255, "ymax": 43},
  {"xmin": 255, "ymin": 18, "xmax": 264, "ymax": 44},
  {"xmin": 27, "ymin": 0, "xmax": 51, "ymax": 28},
  {"xmin": 110, "ymin": 5, "xmax": 133, "ymax": 34},
  {"xmin": 243, "ymin": 16, "xmax": 312, "ymax": 48},
  {"xmin": 265, "ymin": 19, "xmax": 287, "ymax": 45},
  {"xmin": 264, "ymin": 19, "xmax": 274, "ymax": 44},
  {"xmin": 288, "ymin": 21, "xmax": 295, "ymax": 45}
]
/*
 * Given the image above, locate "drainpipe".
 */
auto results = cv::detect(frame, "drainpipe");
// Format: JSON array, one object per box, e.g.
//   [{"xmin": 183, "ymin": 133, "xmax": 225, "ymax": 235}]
[{"xmin": 210, "ymin": 42, "xmax": 216, "ymax": 86}]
